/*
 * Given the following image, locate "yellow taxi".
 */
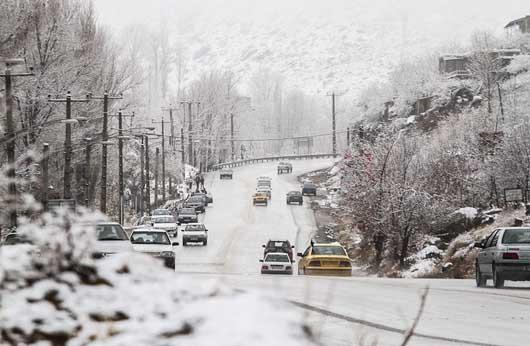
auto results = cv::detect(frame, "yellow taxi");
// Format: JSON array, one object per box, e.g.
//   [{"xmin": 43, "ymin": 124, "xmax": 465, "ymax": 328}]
[
  {"xmin": 297, "ymin": 241, "xmax": 352, "ymax": 276},
  {"xmin": 252, "ymin": 192, "xmax": 268, "ymax": 206}
]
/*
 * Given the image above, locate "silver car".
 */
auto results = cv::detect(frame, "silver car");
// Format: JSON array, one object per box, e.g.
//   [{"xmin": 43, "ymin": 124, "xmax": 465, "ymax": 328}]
[{"xmin": 475, "ymin": 227, "xmax": 530, "ymax": 288}]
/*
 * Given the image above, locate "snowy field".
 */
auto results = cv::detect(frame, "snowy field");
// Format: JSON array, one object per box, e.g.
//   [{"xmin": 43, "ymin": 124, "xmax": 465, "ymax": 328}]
[{"xmin": 175, "ymin": 159, "xmax": 530, "ymax": 346}]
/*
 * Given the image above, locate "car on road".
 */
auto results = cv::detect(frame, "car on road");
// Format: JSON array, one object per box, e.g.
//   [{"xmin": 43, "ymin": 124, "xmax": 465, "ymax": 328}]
[
  {"xmin": 286, "ymin": 191, "xmax": 303, "ymax": 205},
  {"xmin": 93, "ymin": 222, "xmax": 133, "ymax": 259},
  {"xmin": 263, "ymin": 240, "xmax": 295, "ymax": 261},
  {"xmin": 297, "ymin": 241, "xmax": 352, "ymax": 276},
  {"xmin": 260, "ymin": 252, "xmax": 294, "ymax": 275},
  {"xmin": 130, "ymin": 229, "xmax": 178, "ymax": 269},
  {"xmin": 277, "ymin": 162, "xmax": 292, "ymax": 174},
  {"xmin": 475, "ymin": 227, "xmax": 530, "ymax": 288},
  {"xmin": 256, "ymin": 186, "xmax": 271, "ymax": 199},
  {"xmin": 152, "ymin": 208, "xmax": 172, "ymax": 216},
  {"xmin": 177, "ymin": 207, "xmax": 199, "ymax": 224},
  {"xmin": 302, "ymin": 182, "xmax": 317, "ymax": 196},
  {"xmin": 184, "ymin": 195, "xmax": 206, "ymax": 213},
  {"xmin": 253, "ymin": 192, "xmax": 268, "ymax": 206},
  {"xmin": 182, "ymin": 223, "xmax": 208, "ymax": 246},
  {"xmin": 151, "ymin": 215, "xmax": 179, "ymax": 237},
  {"xmin": 220, "ymin": 169, "xmax": 233, "ymax": 179}
]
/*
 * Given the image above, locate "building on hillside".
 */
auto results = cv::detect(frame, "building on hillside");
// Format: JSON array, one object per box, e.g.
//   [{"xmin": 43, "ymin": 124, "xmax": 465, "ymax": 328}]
[
  {"xmin": 439, "ymin": 54, "xmax": 470, "ymax": 79},
  {"xmin": 505, "ymin": 15, "xmax": 530, "ymax": 34}
]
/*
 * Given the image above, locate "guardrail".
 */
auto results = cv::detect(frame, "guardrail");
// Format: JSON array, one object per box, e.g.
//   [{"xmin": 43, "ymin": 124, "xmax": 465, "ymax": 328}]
[{"xmin": 209, "ymin": 153, "xmax": 339, "ymax": 171}]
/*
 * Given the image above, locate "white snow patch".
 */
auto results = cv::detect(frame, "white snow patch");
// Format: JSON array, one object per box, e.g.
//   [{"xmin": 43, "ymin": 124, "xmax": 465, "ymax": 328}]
[{"xmin": 453, "ymin": 207, "xmax": 478, "ymax": 220}]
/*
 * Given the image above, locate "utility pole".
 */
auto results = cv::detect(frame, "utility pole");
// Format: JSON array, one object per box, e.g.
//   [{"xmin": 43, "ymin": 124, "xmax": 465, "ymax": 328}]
[
  {"xmin": 152, "ymin": 117, "xmax": 168, "ymax": 204},
  {"xmin": 115, "ymin": 111, "xmax": 134, "ymax": 224},
  {"xmin": 48, "ymin": 92, "xmax": 91, "ymax": 200},
  {"xmin": 162, "ymin": 106, "xmax": 179, "ymax": 149},
  {"xmin": 1, "ymin": 61, "xmax": 33, "ymax": 228},
  {"xmin": 83, "ymin": 138, "xmax": 92, "ymax": 208},
  {"xmin": 145, "ymin": 135, "xmax": 151, "ymax": 215},
  {"xmin": 41, "ymin": 143, "xmax": 49, "ymax": 211},
  {"xmin": 331, "ymin": 92, "xmax": 337, "ymax": 155},
  {"xmin": 230, "ymin": 112, "xmax": 235, "ymax": 161},
  {"xmin": 155, "ymin": 147, "xmax": 159, "ymax": 207},
  {"xmin": 180, "ymin": 128, "xmax": 186, "ymax": 180},
  {"xmin": 90, "ymin": 91, "xmax": 122, "ymax": 214},
  {"xmin": 188, "ymin": 102, "xmax": 193, "ymax": 165},
  {"xmin": 139, "ymin": 141, "xmax": 145, "ymax": 215}
]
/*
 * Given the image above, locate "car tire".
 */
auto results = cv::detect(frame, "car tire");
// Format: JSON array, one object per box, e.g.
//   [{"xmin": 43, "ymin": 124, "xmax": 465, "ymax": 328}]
[
  {"xmin": 203, "ymin": 240, "xmax": 207, "ymax": 246},
  {"xmin": 299, "ymin": 201, "xmax": 303, "ymax": 205},
  {"xmin": 492, "ymin": 264, "xmax": 505, "ymax": 288},
  {"xmin": 475, "ymin": 262, "xmax": 487, "ymax": 287},
  {"xmin": 183, "ymin": 241, "xmax": 187, "ymax": 246}
]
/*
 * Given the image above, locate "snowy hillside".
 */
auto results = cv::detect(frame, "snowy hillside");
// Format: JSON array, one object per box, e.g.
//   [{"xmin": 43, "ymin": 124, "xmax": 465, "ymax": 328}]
[{"xmin": 158, "ymin": 0, "xmax": 528, "ymax": 96}]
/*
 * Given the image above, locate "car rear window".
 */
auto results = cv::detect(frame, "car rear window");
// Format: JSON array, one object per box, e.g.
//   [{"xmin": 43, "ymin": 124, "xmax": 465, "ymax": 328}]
[
  {"xmin": 185, "ymin": 224, "xmax": 205, "ymax": 231},
  {"xmin": 502, "ymin": 229, "xmax": 530, "ymax": 244},
  {"xmin": 152, "ymin": 216, "xmax": 175, "ymax": 223},
  {"xmin": 180, "ymin": 208, "xmax": 196, "ymax": 215},
  {"xmin": 312, "ymin": 246, "xmax": 346, "ymax": 256},
  {"xmin": 265, "ymin": 253, "xmax": 290, "ymax": 262}
]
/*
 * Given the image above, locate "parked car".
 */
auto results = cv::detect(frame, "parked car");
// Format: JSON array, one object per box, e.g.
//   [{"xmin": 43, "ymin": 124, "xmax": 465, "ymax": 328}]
[
  {"xmin": 1, "ymin": 232, "xmax": 32, "ymax": 246},
  {"xmin": 152, "ymin": 208, "xmax": 172, "ymax": 216},
  {"xmin": 177, "ymin": 207, "xmax": 199, "ymax": 224},
  {"xmin": 286, "ymin": 191, "xmax": 303, "ymax": 205},
  {"xmin": 151, "ymin": 215, "xmax": 179, "ymax": 237},
  {"xmin": 192, "ymin": 191, "xmax": 213, "ymax": 204},
  {"xmin": 93, "ymin": 222, "xmax": 133, "ymax": 259},
  {"xmin": 253, "ymin": 192, "xmax": 268, "ymax": 206},
  {"xmin": 297, "ymin": 241, "xmax": 352, "ymax": 276},
  {"xmin": 182, "ymin": 223, "xmax": 208, "ymax": 246},
  {"xmin": 302, "ymin": 182, "xmax": 317, "ymax": 196},
  {"xmin": 130, "ymin": 229, "xmax": 178, "ymax": 269},
  {"xmin": 263, "ymin": 240, "xmax": 294, "ymax": 261},
  {"xmin": 260, "ymin": 252, "xmax": 294, "ymax": 275},
  {"xmin": 475, "ymin": 227, "xmax": 530, "ymax": 288},
  {"xmin": 184, "ymin": 195, "xmax": 206, "ymax": 213},
  {"xmin": 220, "ymin": 169, "xmax": 233, "ymax": 179}
]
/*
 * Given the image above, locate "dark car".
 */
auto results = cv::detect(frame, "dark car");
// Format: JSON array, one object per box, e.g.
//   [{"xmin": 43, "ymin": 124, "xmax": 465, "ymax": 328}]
[
  {"xmin": 286, "ymin": 191, "xmax": 303, "ymax": 205},
  {"xmin": 2, "ymin": 233, "xmax": 32, "ymax": 246},
  {"xmin": 220, "ymin": 169, "xmax": 233, "ymax": 179},
  {"xmin": 184, "ymin": 195, "xmax": 206, "ymax": 213},
  {"xmin": 262, "ymin": 240, "xmax": 295, "ymax": 261},
  {"xmin": 302, "ymin": 182, "xmax": 317, "ymax": 196},
  {"xmin": 177, "ymin": 207, "xmax": 199, "ymax": 224},
  {"xmin": 191, "ymin": 192, "xmax": 212, "ymax": 205},
  {"xmin": 277, "ymin": 162, "xmax": 292, "ymax": 174}
]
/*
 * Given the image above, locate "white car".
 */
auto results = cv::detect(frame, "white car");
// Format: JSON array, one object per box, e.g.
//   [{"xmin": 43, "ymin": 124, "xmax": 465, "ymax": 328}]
[
  {"xmin": 260, "ymin": 252, "xmax": 294, "ymax": 275},
  {"xmin": 151, "ymin": 215, "xmax": 179, "ymax": 237},
  {"xmin": 182, "ymin": 223, "xmax": 208, "ymax": 246},
  {"xmin": 93, "ymin": 222, "xmax": 133, "ymax": 258},
  {"xmin": 130, "ymin": 229, "xmax": 178, "ymax": 269}
]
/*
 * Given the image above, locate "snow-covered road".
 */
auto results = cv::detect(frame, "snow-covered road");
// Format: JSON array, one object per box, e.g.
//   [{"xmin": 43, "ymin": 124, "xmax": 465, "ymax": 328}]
[{"xmin": 174, "ymin": 160, "xmax": 530, "ymax": 346}]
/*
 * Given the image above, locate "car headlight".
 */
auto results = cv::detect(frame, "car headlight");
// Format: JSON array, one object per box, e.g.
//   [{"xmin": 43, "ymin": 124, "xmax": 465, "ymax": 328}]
[{"xmin": 160, "ymin": 251, "xmax": 175, "ymax": 257}]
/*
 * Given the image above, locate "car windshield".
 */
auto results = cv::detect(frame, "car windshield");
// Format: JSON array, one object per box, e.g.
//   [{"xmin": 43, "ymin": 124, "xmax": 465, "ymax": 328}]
[
  {"xmin": 265, "ymin": 253, "xmax": 290, "ymax": 263},
  {"xmin": 3, "ymin": 234, "xmax": 32, "ymax": 245},
  {"xmin": 180, "ymin": 208, "xmax": 196, "ymax": 215},
  {"xmin": 185, "ymin": 224, "xmax": 205, "ymax": 231},
  {"xmin": 152, "ymin": 216, "xmax": 176, "ymax": 223},
  {"xmin": 502, "ymin": 229, "xmax": 530, "ymax": 244},
  {"xmin": 131, "ymin": 232, "xmax": 170, "ymax": 245},
  {"xmin": 289, "ymin": 191, "xmax": 301, "ymax": 196},
  {"xmin": 304, "ymin": 183, "xmax": 315, "ymax": 188},
  {"xmin": 96, "ymin": 225, "xmax": 128, "ymax": 241},
  {"xmin": 312, "ymin": 246, "xmax": 346, "ymax": 256},
  {"xmin": 152, "ymin": 209, "xmax": 170, "ymax": 216}
]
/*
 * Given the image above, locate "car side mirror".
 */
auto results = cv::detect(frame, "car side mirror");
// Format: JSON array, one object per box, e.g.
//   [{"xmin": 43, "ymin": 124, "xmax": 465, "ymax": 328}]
[
  {"xmin": 474, "ymin": 241, "xmax": 484, "ymax": 249},
  {"xmin": 297, "ymin": 252, "xmax": 303, "ymax": 257},
  {"xmin": 172, "ymin": 242, "xmax": 179, "ymax": 246},
  {"xmin": 262, "ymin": 245, "xmax": 266, "ymax": 248},
  {"xmin": 291, "ymin": 245, "xmax": 295, "ymax": 248},
  {"xmin": 259, "ymin": 259, "xmax": 264, "ymax": 262},
  {"xmin": 205, "ymin": 229, "xmax": 208, "ymax": 232}
]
